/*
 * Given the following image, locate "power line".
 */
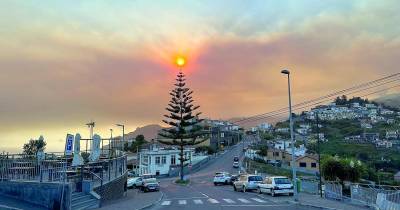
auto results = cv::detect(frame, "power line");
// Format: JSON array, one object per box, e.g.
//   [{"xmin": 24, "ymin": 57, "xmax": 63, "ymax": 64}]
[
  {"xmin": 236, "ymin": 83, "xmax": 400, "ymax": 125},
  {"xmin": 233, "ymin": 73, "xmax": 400, "ymax": 125}
]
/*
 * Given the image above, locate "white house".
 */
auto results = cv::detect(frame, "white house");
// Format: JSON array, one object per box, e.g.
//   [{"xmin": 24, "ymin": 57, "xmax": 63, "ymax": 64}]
[
  {"xmin": 375, "ymin": 140, "xmax": 393, "ymax": 148},
  {"xmin": 138, "ymin": 144, "xmax": 193, "ymax": 176}
]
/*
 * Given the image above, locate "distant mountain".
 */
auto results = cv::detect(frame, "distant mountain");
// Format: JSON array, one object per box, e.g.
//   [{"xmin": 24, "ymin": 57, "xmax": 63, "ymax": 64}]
[
  {"xmin": 374, "ymin": 93, "xmax": 400, "ymax": 109},
  {"xmin": 125, "ymin": 124, "xmax": 164, "ymax": 141}
]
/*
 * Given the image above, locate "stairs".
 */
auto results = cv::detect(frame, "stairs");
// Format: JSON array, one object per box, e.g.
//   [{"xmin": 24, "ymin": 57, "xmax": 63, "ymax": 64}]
[{"xmin": 71, "ymin": 192, "xmax": 100, "ymax": 210}]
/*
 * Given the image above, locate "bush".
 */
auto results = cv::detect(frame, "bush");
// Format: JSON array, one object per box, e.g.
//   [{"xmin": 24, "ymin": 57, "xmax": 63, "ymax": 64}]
[{"xmin": 175, "ymin": 179, "xmax": 190, "ymax": 185}]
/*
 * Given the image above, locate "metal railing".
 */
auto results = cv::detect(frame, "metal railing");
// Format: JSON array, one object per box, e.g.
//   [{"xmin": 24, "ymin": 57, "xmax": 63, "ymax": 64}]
[{"xmin": 0, "ymin": 153, "xmax": 127, "ymax": 191}]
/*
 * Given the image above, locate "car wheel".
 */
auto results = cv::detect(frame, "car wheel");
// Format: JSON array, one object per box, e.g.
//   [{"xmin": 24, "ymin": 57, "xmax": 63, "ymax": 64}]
[
  {"xmin": 271, "ymin": 190, "xmax": 275, "ymax": 197},
  {"xmin": 242, "ymin": 186, "xmax": 246, "ymax": 193},
  {"xmin": 224, "ymin": 180, "xmax": 228, "ymax": 185},
  {"xmin": 233, "ymin": 186, "xmax": 237, "ymax": 191},
  {"xmin": 214, "ymin": 182, "xmax": 217, "ymax": 186},
  {"xmin": 133, "ymin": 184, "xmax": 136, "ymax": 189},
  {"xmin": 257, "ymin": 187, "xmax": 262, "ymax": 194}
]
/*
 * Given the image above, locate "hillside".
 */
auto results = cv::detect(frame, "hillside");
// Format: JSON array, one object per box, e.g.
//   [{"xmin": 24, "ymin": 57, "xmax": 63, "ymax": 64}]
[
  {"xmin": 374, "ymin": 93, "xmax": 400, "ymax": 109},
  {"xmin": 125, "ymin": 124, "xmax": 164, "ymax": 141}
]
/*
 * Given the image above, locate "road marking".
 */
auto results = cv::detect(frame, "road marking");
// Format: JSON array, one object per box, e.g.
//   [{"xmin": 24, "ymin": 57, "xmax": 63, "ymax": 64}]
[
  {"xmin": 223, "ymin": 198, "xmax": 235, "ymax": 203},
  {"xmin": 238, "ymin": 198, "xmax": 251, "ymax": 203},
  {"xmin": 178, "ymin": 200, "xmax": 187, "ymax": 205},
  {"xmin": 161, "ymin": 201, "xmax": 171, "ymax": 206},
  {"xmin": 208, "ymin": 198, "xmax": 219, "ymax": 204},
  {"xmin": 193, "ymin": 199, "xmax": 203, "ymax": 204},
  {"xmin": 251, "ymin": 198, "xmax": 266, "ymax": 203},
  {"xmin": 221, "ymin": 204, "xmax": 291, "ymax": 207}
]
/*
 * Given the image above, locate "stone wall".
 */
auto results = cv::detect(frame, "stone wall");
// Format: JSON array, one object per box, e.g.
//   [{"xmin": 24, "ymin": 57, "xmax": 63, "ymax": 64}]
[
  {"xmin": 0, "ymin": 181, "xmax": 72, "ymax": 210},
  {"xmin": 94, "ymin": 173, "xmax": 127, "ymax": 201}
]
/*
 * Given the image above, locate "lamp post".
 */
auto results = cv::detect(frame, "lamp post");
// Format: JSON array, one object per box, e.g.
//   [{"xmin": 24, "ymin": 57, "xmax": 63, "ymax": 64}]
[
  {"xmin": 86, "ymin": 121, "xmax": 95, "ymax": 153},
  {"xmin": 109, "ymin": 128, "xmax": 113, "ymax": 157},
  {"xmin": 281, "ymin": 69, "xmax": 298, "ymax": 201},
  {"xmin": 116, "ymin": 124, "xmax": 125, "ymax": 151}
]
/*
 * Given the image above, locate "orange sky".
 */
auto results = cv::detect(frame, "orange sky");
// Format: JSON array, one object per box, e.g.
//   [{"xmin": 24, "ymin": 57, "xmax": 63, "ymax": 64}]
[{"xmin": 0, "ymin": 0, "xmax": 400, "ymax": 152}]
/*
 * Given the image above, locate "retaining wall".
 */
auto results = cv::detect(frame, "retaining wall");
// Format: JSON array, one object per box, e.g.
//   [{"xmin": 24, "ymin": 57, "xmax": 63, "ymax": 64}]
[
  {"xmin": 0, "ymin": 181, "xmax": 72, "ymax": 210},
  {"xmin": 94, "ymin": 172, "xmax": 127, "ymax": 201}
]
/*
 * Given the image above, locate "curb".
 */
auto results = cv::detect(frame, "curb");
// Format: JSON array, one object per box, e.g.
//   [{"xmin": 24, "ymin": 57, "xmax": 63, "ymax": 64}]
[
  {"xmin": 285, "ymin": 200, "xmax": 338, "ymax": 210},
  {"xmin": 135, "ymin": 191, "xmax": 164, "ymax": 210}
]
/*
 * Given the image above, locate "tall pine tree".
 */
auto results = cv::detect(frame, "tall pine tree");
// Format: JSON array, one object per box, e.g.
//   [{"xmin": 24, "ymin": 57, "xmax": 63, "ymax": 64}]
[{"xmin": 158, "ymin": 71, "xmax": 207, "ymax": 181}]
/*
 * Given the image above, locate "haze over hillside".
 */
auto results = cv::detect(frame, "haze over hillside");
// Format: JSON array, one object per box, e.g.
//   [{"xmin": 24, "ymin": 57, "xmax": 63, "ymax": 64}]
[
  {"xmin": 374, "ymin": 93, "xmax": 400, "ymax": 109},
  {"xmin": 124, "ymin": 124, "xmax": 164, "ymax": 141}
]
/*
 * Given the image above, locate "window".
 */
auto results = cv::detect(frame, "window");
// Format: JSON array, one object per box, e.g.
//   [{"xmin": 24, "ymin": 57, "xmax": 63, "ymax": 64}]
[
  {"xmin": 311, "ymin": 162, "xmax": 317, "ymax": 168},
  {"xmin": 161, "ymin": 156, "xmax": 167, "ymax": 164},
  {"xmin": 171, "ymin": 155, "xmax": 176, "ymax": 165},
  {"xmin": 155, "ymin": 156, "xmax": 161, "ymax": 165},
  {"xmin": 299, "ymin": 162, "xmax": 307, "ymax": 167},
  {"xmin": 273, "ymin": 152, "xmax": 280, "ymax": 157}
]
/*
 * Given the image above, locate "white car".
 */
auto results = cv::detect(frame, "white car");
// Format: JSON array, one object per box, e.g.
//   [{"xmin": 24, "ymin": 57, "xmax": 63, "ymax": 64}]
[
  {"xmin": 233, "ymin": 174, "xmax": 263, "ymax": 192},
  {"xmin": 213, "ymin": 172, "xmax": 232, "ymax": 185},
  {"xmin": 257, "ymin": 176, "xmax": 294, "ymax": 197},
  {"xmin": 127, "ymin": 177, "xmax": 143, "ymax": 189}
]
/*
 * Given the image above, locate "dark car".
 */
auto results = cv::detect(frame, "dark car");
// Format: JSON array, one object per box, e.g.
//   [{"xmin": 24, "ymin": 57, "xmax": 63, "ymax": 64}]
[
  {"xmin": 141, "ymin": 178, "xmax": 160, "ymax": 192},
  {"xmin": 230, "ymin": 174, "xmax": 239, "ymax": 185}
]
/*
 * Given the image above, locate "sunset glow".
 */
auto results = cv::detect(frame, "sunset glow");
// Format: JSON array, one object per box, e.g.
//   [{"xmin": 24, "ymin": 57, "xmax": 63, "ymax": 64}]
[
  {"xmin": 175, "ymin": 56, "xmax": 186, "ymax": 68},
  {"xmin": 0, "ymin": 0, "xmax": 399, "ymax": 153}
]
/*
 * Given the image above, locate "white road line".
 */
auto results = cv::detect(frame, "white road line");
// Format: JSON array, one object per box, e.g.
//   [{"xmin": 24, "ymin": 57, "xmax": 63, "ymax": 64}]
[
  {"xmin": 161, "ymin": 201, "xmax": 171, "ymax": 206},
  {"xmin": 193, "ymin": 199, "xmax": 203, "ymax": 204},
  {"xmin": 223, "ymin": 198, "xmax": 235, "ymax": 203},
  {"xmin": 238, "ymin": 198, "xmax": 251, "ymax": 203},
  {"xmin": 208, "ymin": 198, "xmax": 219, "ymax": 204},
  {"xmin": 178, "ymin": 200, "xmax": 187, "ymax": 205},
  {"xmin": 251, "ymin": 198, "xmax": 266, "ymax": 203}
]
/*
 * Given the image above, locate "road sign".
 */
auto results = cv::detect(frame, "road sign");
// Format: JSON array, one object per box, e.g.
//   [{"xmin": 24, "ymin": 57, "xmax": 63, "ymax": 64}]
[{"xmin": 65, "ymin": 134, "xmax": 74, "ymax": 155}]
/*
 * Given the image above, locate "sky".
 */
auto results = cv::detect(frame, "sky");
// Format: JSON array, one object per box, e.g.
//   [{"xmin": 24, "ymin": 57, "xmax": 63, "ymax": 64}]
[{"xmin": 1, "ymin": 0, "xmax": 400, "ymax": 152}]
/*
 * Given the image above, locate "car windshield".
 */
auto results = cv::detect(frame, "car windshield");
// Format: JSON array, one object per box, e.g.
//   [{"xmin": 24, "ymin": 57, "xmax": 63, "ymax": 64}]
[
  {"xmin": 275, "ymin": 178, "xmax": 291, "ymax": 184},
  {"xmin": 248, "ymin": 176, "xmax": 263, "ymax": 181},
  {"xmin": 234, "ymin": 157, "xmax": 239, "ymax": 161}
]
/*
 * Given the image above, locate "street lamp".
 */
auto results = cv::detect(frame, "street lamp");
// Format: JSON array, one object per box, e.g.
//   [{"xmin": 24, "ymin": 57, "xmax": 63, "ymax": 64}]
[
  {"xmin": 281, "ymin": 69, "xmax": 298, "ymax": 201},
  {"xmin": 116, "ymin": 124, "xmax": 125, "ymax": 151}
]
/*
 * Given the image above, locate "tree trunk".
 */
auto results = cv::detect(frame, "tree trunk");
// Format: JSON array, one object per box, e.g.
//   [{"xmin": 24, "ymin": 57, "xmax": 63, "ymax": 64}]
[{"xmin": 180, "ymin": 144, "xmax": 184, "ymax": 181}]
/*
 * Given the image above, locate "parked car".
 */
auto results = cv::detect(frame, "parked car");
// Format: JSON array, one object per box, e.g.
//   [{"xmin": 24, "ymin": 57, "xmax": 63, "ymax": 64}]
[
  {"xmin": 127, "ymin": 177, "xmax": 143, "ymax": 189},
  {"xmin": 233, "ymin": 174, "xmax": 263, "ymax": 192},
  {"xmin": 233, "ymin": 156, "xmax": 240, "ymax": 168},
  {"xmin": 213, "ymin": 172, "xmax": 232, "ymax": 185},
  {"xmin": 141, "ymin": 178, "xmax": 160, "ymax": 192},
  {"xmin": 257, "ymin": 176, "xmax": 294, "ymax": 197}
]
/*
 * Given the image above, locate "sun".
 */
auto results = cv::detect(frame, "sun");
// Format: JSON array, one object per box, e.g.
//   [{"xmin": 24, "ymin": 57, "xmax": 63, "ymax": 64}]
[{"xmin": 175, "ymin": 56, "xmax": 186, "ymax": 68}]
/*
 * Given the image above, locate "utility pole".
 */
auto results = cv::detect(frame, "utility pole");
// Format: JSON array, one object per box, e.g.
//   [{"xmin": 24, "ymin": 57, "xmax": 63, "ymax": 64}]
[{"xmin": 316, "ymin": 114, "xmax": 323, "ymax": 198}]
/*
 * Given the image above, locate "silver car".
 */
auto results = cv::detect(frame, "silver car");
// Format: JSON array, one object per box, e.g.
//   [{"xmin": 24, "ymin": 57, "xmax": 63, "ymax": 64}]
[{"xmin": 233, "ymin": 174, "xmax": 263, "ymax": 192}]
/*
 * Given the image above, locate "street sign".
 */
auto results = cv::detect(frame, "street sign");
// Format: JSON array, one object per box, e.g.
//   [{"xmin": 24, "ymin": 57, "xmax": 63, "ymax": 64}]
[{"xmin": 65, "ymin": 134, "xmax": 74, "ymax": 155}]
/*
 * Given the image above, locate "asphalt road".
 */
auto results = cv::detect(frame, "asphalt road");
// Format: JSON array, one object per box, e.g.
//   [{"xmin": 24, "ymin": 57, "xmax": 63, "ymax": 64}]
[{"xmin": 149, "ymin": 135, "xmax": 319, "ymax": 210}]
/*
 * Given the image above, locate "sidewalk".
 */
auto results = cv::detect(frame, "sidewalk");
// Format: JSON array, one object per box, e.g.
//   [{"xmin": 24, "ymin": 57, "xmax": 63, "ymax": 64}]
[
  {"xmin": 295, "ymin": 193, "xmax": 371, "ymax": 210},
  {"xmin": 98, "ymin": 189, "xmax": 163, "ymax": 210}
]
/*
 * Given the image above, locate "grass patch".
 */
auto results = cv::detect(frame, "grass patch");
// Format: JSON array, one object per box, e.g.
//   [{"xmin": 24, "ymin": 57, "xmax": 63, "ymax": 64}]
[{"xmin": 175, "ymin": 179, "xmax": 190, "ymax": 185}]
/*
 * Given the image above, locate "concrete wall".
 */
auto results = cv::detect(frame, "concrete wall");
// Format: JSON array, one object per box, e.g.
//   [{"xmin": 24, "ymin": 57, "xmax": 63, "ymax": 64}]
[
  {"xmin": 0, "ymin": 181, "xmax": 72, "ymax": 210},
  {"xmin": 94, "ymin": 173, "xmax": 127, "ymax": 201}
]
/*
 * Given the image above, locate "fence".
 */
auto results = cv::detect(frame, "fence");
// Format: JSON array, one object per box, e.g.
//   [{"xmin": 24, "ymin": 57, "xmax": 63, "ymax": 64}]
[
  {"xmin": 376, "ymin": 191, "xmax": 400, "ymax": 210},
  {"xmin": 0, "ymin": 153, "xmax": 127, "ymax": 192},
  {"xmin": 325, "ymin": 181, "xmax": 343, "ymax": 200}
]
